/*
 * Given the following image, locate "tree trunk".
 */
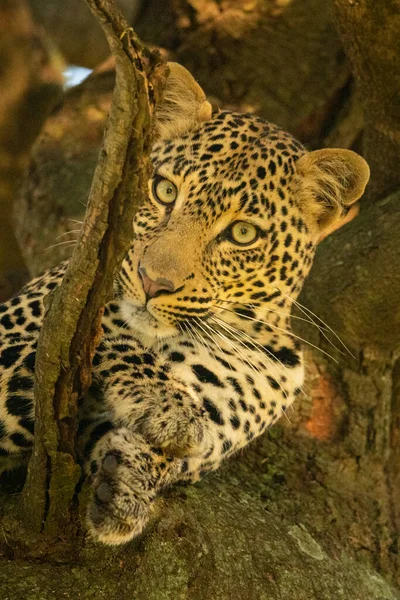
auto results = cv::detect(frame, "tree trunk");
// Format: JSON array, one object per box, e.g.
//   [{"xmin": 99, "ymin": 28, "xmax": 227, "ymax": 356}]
[
  {"xmin": 333, "ymin": 0, "xmax": 400, "ymax": 200},
  {"xmin": 136, "ymin": 0, "xmax": 355, "ymax": 148}
]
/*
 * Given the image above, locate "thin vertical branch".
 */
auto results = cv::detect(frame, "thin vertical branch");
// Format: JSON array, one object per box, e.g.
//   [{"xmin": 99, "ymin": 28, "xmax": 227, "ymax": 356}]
[{"xmin": 22, "ymin": 0, "xmax": 167, "ymax": 537}]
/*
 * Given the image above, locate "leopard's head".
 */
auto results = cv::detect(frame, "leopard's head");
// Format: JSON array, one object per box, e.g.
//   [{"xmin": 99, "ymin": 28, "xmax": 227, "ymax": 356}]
[{"xmin": 117, "ymin": 63, "xmax": 369, "ymax": 345}]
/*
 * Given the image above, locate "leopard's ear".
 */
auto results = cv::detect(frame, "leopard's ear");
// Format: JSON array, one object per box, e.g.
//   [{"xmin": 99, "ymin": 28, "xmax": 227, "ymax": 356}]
[
  {"xmin": 295, "ymin": 148, "xmax": 370, "ymax": 236},
  {"xmin": 156, "ymin": 62, "xmax": 212, "ymax": 139}
]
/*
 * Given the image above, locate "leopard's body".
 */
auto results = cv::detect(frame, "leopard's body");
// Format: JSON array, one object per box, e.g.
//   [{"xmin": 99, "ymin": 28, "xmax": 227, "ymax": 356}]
[{"xmin": 0, "ymin": 64, "xmax": 369, "ymax": 545}]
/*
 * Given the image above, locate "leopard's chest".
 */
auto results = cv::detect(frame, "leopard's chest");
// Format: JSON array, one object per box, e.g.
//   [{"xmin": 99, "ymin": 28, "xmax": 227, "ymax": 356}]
[
  {"xmin": 101, "ymin": 304, "xmax": 303, "ymax": 472},
  {"xmin": 161, "ymin": 334, "xmax": 303, "ymax": 468}
]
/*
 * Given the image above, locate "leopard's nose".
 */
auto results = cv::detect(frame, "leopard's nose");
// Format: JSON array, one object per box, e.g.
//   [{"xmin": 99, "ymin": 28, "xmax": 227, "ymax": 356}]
[{"xmin": 138, "ymin": 266, "xmax": 176, "ymax": 300}]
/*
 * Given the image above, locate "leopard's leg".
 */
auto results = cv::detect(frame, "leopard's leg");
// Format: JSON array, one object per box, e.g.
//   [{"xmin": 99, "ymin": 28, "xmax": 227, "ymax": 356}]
[
  {"xmin": 106, "ymin": 379, "xmax": 212, "ymax": 458},
  {"xmin": 78, "ymin": 340, "xmax": 215, "ymax": 545},
  {"xmin": 80, "ymin": 417, "xmax": 180, "ymax": 545},
  {"xmin": 0, "ymin": 337, "xmax": 38, "ymax": 474},
  {"xmin": 93, "ymin": 340, "xmax": 213, "ymax": 459},
  {"xmin": 0, "ymin": 452, "xmax": 30, "ymax": 477}
]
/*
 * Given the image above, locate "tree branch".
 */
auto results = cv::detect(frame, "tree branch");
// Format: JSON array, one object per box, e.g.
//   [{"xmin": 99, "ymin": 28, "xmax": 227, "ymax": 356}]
[{"xmin": 21, "ymin": 0, "xmax": 167, "ymax": 537}]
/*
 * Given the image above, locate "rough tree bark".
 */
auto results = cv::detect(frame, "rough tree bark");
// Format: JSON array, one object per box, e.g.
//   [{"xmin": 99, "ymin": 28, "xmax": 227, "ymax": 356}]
[
  {"xmin": 21, "ymin": 0, "xmax": 167, "ymax": 539},
  {"xmin": 295, "ymin": 5, "xmax": 400, "ymax": 583},
  {"xmin": 333, "ymin": 0, "xmax": 400, "ymax": 200},
  {"xmin": 1, "ymin": 1, "xmax": 399, "ymax": 599},
  {"xmin": 136, "ymin": 0, "xmax": 355, "ymax": 147}
]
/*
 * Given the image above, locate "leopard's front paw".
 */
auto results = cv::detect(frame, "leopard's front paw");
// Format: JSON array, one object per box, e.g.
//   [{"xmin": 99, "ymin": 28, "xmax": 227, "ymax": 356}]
[
  {"xmin": 87, "ymin": 429, "xmax": 163, "ymax": 545},
  {"xmin": 136, "ymin": 387, "xmax": 210, "ymax": 458}
]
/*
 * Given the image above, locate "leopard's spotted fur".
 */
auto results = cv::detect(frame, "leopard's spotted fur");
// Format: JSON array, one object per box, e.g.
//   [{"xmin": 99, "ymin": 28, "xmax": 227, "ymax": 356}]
[{"xmin": 0, "ymin": 64, "xmax": 369, "ymax": 544}]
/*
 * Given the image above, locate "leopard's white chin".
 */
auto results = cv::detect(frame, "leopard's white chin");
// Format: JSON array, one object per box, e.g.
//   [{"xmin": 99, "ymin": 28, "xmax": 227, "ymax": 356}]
[{"xmin": 120, "ymin": 300, "xmax": 179, "ymax": 348}]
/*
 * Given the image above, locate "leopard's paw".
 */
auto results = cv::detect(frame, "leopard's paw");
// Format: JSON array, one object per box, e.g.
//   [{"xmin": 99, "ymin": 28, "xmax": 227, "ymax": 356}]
[
  {"xmin": 136, "ymin": 387, "xmax": 210, "ymax": 458},
  {"xmin": 87, "ymin": 429, "xmax": 164, "ymax": 545}
]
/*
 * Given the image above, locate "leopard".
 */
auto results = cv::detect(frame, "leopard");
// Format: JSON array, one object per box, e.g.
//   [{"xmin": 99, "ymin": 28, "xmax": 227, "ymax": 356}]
[{"xmin": 0, "ymin": 63, "xmax": 370, "ymax": 545}]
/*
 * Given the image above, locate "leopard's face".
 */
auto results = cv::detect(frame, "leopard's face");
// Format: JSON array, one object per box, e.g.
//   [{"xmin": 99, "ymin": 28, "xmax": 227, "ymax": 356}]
[{"xmin": 116, "ymin": 111, "xmax": 318, "ymax": 344}]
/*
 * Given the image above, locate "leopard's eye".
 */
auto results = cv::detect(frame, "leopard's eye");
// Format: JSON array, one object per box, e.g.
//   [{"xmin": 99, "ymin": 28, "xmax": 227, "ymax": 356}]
[
  {"xmin": 152, "ymin": 176, "xmax": 178, "ymax": 206},
  {"xmin": 229, "ymin": 221, "xmax": 259, "ymax": 246}
]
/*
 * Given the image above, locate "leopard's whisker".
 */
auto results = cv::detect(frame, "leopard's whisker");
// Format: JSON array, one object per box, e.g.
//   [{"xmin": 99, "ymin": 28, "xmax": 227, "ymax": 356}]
[
  {"xmin": 192, "ymin": 322, "xmax": 227, "ymax": 369},
  {"xmin": 209, "ymin": 316, "xmax": 298, "ymax": 422},
  {"xmin": 55, "ymin": 229, "xmax": 82, "ymax": 240},
  {"xmin": 278, "ymin": 289, "xmax": 355, "ymax": 359},
  {"xmin": 184, "ymin": 320, "xmax": 210, "ymax": 355},
  {"xmin": 208, "ymin": 314, "xmax": 287, "ymax": 387},
  {"xmin": 180, "ymin": 318, "xmax": 198, "ymax": 339},
  {"xmin": 215, "ymin": 304, "xmax": 338, "ymax": 364},
  {"xmin": 186, "ymin": 324, "xmax": 202, "ymax": 352},
  {"xmin": 191, "ymin": 318, "xmax": 217, "ymax": 352},
  {"xmin": 203, "ymin": 319, "xmax": 264, "ymax": 380},
  {"xmin": 191, "ymin": 318, "xmax": 218, "ymax": 359},
  {"xmin": 218, "ymin": 295, "xmax": 348, "ymax": 361},
  {"xmin": 211, "ymin": 313, "xmax": 309, "ymax": 399},
  {"xmin": 216, "ymin": 298, "xmax": 328, "ymax": 332},
  {"xmin": 194, "ymin": 318, "xmax": 236, "ymax": 372},
  {"xmin": 44, "ymin": 240, "xmax": 77, "ymax": 251},
  {"xmin": 210, "ymin": 314, "xmax": 303, "ymax": 397},
  {"xmin": 180, "ymin": 321, "xmax": 196, "ymax": 345},
  {"xmin": 212, "ymin": 314, "xmax": 295, "ymax": 423},
  {"xmin": 210, "ymin": 314, "xmax": 282, "ymax": 375},
  {"xmin": 192, "ymin": 317, "xmax": 228, "ymax": 361}
]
